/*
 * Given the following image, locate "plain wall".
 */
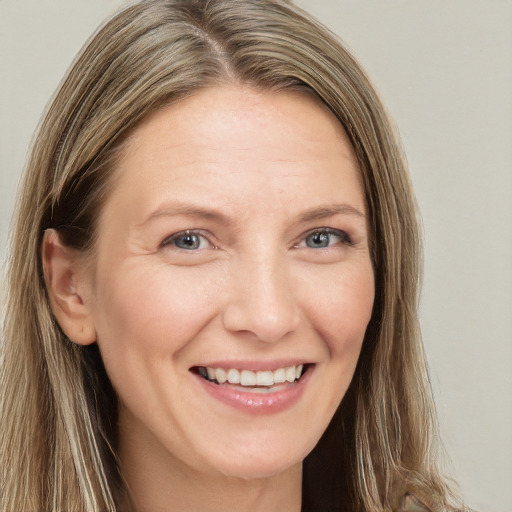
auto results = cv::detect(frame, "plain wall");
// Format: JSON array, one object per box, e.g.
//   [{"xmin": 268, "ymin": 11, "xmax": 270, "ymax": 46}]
[{"xmin": 1, "ymin": 1, "xmax": 511, "ymax": 510}]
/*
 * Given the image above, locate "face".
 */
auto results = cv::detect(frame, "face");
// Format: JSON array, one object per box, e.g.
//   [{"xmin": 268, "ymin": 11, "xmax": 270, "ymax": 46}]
[{"xmin": 84, "ymin": 86, "xmax": 374, "ymax": 480}]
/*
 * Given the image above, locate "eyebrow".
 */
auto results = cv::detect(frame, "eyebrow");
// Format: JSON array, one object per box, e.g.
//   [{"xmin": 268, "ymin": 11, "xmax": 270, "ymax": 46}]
[
  {"xmin": 138, "ymin": 204, "xmax": 232, "ymax": 227},
  {"xmin": 138, "ymin": 202, "xmax": 365, "ymax": 228},
  {"xmin": 297, "ymin": 204, "xmax": 365, "ymax": 222}
]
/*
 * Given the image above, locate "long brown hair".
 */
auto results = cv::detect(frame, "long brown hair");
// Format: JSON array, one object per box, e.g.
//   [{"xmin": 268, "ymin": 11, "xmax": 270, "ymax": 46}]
[{"xmin": 1, "ymin": 1, "xmax": 461, "ymax": 510}]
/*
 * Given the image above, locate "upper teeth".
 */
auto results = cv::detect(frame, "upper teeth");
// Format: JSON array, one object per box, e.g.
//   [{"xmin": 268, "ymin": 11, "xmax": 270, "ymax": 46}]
[{"xmin": 200, "ymin": 365, "xmax": 304, "ymax": 386}]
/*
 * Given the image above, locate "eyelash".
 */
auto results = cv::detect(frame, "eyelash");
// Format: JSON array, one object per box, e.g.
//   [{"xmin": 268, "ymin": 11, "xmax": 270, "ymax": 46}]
[
  {"xmin": 161, "ymin": 230, "xmax": 215, "ymax": 251},
  {"xmin": 161, "ymin": 228, "xmax": 352, "ymax": 251},
  {"xmin": 295, "ymin": 228, "xmax": 353, "ymax": 249}
]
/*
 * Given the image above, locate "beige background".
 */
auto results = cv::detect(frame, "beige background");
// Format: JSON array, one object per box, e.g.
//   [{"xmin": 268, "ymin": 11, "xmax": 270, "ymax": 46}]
[{"xmin": 1, "ymin": 1, "xmax": 511, "ymax": 510}]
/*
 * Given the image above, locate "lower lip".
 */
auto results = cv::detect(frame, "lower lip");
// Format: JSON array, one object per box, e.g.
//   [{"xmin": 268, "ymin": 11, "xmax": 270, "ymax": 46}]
[{"xmin": 194, "ymin": 367, "xmax": 312, "ymax": 415}]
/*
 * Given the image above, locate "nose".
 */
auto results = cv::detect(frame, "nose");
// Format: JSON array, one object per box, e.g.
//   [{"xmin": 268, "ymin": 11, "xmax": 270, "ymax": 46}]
[{"xmin": 221, "ymin": 252, "xmax": 300, "ymax": 343}]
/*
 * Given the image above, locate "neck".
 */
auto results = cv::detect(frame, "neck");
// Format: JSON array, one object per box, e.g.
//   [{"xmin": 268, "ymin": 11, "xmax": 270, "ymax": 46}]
[{"xmin": 117, "ymin": 411, "xmax": 302, "ymax": 512}]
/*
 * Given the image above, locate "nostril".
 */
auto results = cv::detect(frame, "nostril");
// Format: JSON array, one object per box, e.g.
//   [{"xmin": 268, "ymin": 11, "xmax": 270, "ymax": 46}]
[
  {"xmin": 221, "ymin": 268, "xmax": 300, "ymax": 343},
  {"xmin": 222, "ymin": 304, "xmax": 300, "ymax": 344}
]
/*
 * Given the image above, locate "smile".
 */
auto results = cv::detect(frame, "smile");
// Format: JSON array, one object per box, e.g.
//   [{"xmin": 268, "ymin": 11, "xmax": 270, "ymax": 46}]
[
  {"xmin": 197, "ymin": 364, "xmax": 306, "ymax": 389},
  {"xmin": 192, "ymin": 363, "xmax": 313, "ymax": 413}
]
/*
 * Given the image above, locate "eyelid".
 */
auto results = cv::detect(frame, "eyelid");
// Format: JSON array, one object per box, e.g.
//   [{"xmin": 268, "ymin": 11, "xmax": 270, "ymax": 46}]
[
  {"xmin": 294, "ymin": 227, "xmax": 353, "ymax": 248},
  {"xmin": 160, "ymin": 229, "xmax": 216, "ymax": 250},
  {"xmin": 160, "ymin": 227, "xmax": 353, "ymax": 251}
]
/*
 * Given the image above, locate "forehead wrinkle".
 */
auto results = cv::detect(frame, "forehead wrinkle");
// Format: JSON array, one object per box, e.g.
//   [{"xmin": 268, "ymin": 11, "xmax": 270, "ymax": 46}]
[{"xmin": 135, "ymin": 201, "xmax": 238, "ymax": 229}]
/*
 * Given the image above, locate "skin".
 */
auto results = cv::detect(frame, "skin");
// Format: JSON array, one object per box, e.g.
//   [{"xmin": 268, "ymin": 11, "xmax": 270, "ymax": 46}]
[{"xmin": 44, "ymin": 86, "xmax": 375, "ymax": 512}]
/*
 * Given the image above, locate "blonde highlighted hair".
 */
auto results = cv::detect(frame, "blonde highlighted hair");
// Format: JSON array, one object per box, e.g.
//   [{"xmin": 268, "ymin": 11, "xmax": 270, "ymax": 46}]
[{"xmin": 1, "ymin": 1, "xmax": 463, "ymax": 510}]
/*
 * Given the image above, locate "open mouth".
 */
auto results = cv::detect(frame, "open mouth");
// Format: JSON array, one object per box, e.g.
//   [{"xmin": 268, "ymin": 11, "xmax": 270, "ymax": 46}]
[{"xmin": 192, "ymin": 364, "xmax": 311, "ymax": 393}]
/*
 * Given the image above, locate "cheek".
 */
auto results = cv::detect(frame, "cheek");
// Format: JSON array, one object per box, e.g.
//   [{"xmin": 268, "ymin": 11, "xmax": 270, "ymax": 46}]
[
  {"xmin": 299, "ymin": 260, "xmax": 375, "ymax": 356},
  {"xmin": 91, "ymin": 262, "xmax": 222, "ymax": 357}
]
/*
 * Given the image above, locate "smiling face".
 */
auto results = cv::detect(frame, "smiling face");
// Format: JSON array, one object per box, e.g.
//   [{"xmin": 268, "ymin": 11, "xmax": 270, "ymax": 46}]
[{"xmin": 82, "ymin": 86, "xmax": 375, "ymax": 481}]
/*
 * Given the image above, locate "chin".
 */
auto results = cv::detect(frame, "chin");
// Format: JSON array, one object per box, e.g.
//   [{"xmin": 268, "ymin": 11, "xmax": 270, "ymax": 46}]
[
  {"xmin": 208, "ymin": 443, "xmax": 307, "ymax": 481},
  {"xmin": 220, "ymin": 460, "xmax": 300, "ymax": 481}
]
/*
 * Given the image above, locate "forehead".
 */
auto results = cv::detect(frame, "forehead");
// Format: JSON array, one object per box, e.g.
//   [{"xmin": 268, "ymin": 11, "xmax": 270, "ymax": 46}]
[
  {"xmin": 101, "ymin": 85, "xmax": 365, "ymax": 227},
  {"xmin": 131, "ymin": 86, "xmax": 350, "ymax": 150}
]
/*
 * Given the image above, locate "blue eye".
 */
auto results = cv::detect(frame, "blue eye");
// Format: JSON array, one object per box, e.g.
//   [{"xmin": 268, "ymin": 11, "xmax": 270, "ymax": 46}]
[
  {"xmin": 162, "ymin": 231, "xmax": 210, "ymax": 250},
  {"xmin": 303, "ymin": 229, "xmax": 351, "ymax": 248}
]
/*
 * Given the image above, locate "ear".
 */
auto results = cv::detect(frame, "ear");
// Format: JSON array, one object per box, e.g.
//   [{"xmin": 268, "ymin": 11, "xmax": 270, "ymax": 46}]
[{"xmin": 42, "ymin": 229, "xmax": 97, "ymax": 345}]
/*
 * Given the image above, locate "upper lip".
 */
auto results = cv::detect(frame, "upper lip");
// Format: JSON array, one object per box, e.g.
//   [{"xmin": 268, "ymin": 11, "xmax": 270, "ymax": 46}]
[{"xmin": 191, "ymin": 359, "xmax": 312, "ymax": 372}]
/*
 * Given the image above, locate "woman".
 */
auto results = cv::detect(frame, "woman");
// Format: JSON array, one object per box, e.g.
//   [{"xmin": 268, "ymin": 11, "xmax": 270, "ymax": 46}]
[{"xmin": 0, "ymin": 1, "xmax": 467, "ymax": 511}]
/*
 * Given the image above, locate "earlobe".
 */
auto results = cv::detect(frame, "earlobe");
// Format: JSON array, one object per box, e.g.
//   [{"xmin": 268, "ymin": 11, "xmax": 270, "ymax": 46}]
[{"xmin": 42, "ymin": 229, "xmax": 97, "ymax": 345}]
